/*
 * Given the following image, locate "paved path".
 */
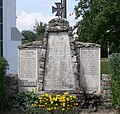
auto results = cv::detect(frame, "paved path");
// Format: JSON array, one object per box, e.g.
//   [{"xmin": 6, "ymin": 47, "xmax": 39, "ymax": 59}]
[{"xmin": 1, "ymin": 110, "xmax": 118, "ymax": 114}]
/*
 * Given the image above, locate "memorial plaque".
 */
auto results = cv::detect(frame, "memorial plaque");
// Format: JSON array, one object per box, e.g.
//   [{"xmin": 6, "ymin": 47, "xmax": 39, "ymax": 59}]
[
  {"xmin": 44, "ymin": 32, "xmax": 75, "ymax": 90},
  {"xmin": 19, "ymin": 49, "xmax": 38, "ymax": 92},
  {"xmin": 80, "ymin": 47, "xmax": 100, "ymax": 93},
  {"xmin": 19, "ymin": 49, "xmax": 37, "ymax": 78}
]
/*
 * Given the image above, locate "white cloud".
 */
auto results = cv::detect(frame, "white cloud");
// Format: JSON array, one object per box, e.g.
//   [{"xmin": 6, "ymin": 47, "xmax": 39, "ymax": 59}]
[
  {"xmin": 17, "ymin": 10, "xmax": 77, "ymax": 32},
  {"xmin": 17, "ymin": 11, "xmax": 53, "ymax": 31}
]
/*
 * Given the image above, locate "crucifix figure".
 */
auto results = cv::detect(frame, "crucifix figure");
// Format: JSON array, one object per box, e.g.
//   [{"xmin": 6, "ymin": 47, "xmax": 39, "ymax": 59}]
[{"xmin": 52, "ymin": 0, "xmax": 67, "ymax": 18}]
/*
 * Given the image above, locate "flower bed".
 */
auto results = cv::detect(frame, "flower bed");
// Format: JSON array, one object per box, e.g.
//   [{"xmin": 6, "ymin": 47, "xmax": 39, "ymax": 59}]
[{"xmin": 32, "ymin": 92, "xmax": 80, "ymax": 114}]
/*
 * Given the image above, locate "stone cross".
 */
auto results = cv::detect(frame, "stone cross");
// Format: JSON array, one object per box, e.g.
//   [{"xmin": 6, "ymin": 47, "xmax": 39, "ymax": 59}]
[{"xmin": 52, "ymin": 3, "xmax": 64, "ymax": 17}]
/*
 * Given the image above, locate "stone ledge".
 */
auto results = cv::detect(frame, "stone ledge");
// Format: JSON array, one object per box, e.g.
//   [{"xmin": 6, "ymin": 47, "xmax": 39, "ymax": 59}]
[
  {"xmin": 18, "ymin": 41, "xmax": 43, "ymax": 49},
  {"xmin": 75, "ymin": 42, "xmax": 101, "ymax": 48}
]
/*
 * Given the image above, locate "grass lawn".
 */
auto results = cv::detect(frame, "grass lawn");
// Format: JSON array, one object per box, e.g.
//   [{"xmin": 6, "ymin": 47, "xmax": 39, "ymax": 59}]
[{"xmin": 101, "ymin": 58, "xmax": 110, "ymax": 74}]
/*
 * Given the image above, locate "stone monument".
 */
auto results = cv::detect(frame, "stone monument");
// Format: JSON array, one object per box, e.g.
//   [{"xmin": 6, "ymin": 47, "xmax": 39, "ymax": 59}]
[
  {"xmin": 18, "ymin": 30, "xmax": 101, "ymax": 94},
  {"xmin": 43, "ymin": 18, "xmax": 76, "ymax": 90},
  {"xmin": 18, "ymin": 0, "xmax": 101, "ymax": 93}
]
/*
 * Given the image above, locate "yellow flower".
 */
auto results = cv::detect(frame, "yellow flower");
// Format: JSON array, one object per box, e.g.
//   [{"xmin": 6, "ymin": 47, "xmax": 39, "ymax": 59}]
[
  {"xmin": 76, "ymin": 103, "xmax": 79, "ymax": 106},
  {"xmin": 51, "ymin": 100, "xmax": 53, "ymax": 104},
  {"xmin": 62, "ymin": 96, "xmax": 65, "ymax": 100},
  {"xmin": 32, "ymin": 104, "xmax": 37, "ymax": 107},
  {"xmin": 73, "ymin": 96, "xmax": 76, "ymax": 98},
  {"xmin": 66, "ymin": 98, "xmax": 69, "ymax": 101},
  {"xmin": 56, "ymin": 94, "xmax": 60, "ymax": 97},
  {"xmin": 64, "ymin": 92, "xmax": 68, "ymax": 95},
  {"xmin": 62, "ymin": 103, "xmax": 66, "ymax": 107},
  {"xmin": 50, "ymin": 97, "xmax": 52, "ymax": 101},
  {"xmin": 72, "ymin": 100, "xmax": 75, "ymax": 102},
  {"xmin": 55, "ymin": 103, "xmax": 58, "ymax": 106},
  {"xmin": 39, "ymin": 97, "xmax": 42, "ymax": 99},
  {"xmin": 49, "ymin": 95, "xmax": 52, "ymax": 98},
  {"xmin": 40, "ymin": 100, "xmax": 42, "ymax": 103},
  {"xmin": 53, "ymin": 98, "xmax": 56, "ymax": 100},
  {"xmin": 39, "ymin": 105, "xmax": 43, "ymax": 108},
  {"xmin": 54, "ymin": 107, "xmax": 57, "ymax": 110},
  {"xmin": 45, "ymin": 94, "xmax": 49, "ymax": 96},
  {"xmin": 47, "ymin": 108, "xmax": 51, "ymax": 111},
  {"xmin": 62, "ymin": 108, "xmax": 65, "ymax": 110},
  {"xmin": 44, "ymin": 97, "xmax": 46, "ymax": 100}
]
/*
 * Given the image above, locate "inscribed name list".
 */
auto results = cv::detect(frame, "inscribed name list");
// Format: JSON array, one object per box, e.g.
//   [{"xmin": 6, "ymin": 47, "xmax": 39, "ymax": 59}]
[
  {"xmin": 80, "ymin": 48, "xmax": 100, "ymax": 92},
  {"xmin": 44, "ymin": 32, "xmax": 75, "ymax": 90},
  {"xmin": 19, "ymin": 49, "xmax": 37, "ymax": 78}
]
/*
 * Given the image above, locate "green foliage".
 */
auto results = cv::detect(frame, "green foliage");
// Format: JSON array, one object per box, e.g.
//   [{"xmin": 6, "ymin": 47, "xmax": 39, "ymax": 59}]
[
  {"xmin": 22, "ymin": 30, "xmax": 37, "ymax": 44},
  {"xmin": 32, "ymin": 92, "xmax": 80, "ymax": 114},
  {"xmin": 0, "ymin": 57, "xmax": 9, "ymax": 74},
  {"xmin": 74, "ymin": 0, "xmax": 120, "ymax": 55},
  {"xmin": 110, "ymin": 53, "xmax": 120, "ymax": 109},
  {"xmin": 22, "ymin": 21, "xmax": 47, "ymax": 44},
  {"xmin": 101, "ymin": 58, "xmax": 110, "ymax": 74},
  {"xmin": 12, "ymin": 91, "xmax": 38, "ymax": 113},
  {"xmin": 11, "ymin": 92, "xmax": 81, "ymax": 114},
  {"xmin": 33, "ymin": 21, "xmax": 47, "ymax": 41},
  {"xmin": 0, "ymin": 57, "xmax": 9, "ymax": 111}
]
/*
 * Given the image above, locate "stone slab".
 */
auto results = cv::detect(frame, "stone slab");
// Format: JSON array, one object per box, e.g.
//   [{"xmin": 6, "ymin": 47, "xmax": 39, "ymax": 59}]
[
  {"xmin": 44, "ymin": 32, "xmax": 75, "ymax": 90},
  {"xmin": 18, "ymin": 48, "xmax": 38, "ymax": 92},
  {"xmin": 80, "ymin": 47, "xmax": 100, "ymax": 93},
  {"xmin": 19, "ymin": 49, "xmax": 37, "ymax": 78}
]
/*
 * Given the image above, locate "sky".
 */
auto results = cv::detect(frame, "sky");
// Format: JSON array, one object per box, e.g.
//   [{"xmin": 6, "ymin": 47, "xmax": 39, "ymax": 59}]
[{"xmin": 16, "ymin": 0, "xmax": 78, "ymax": 31}]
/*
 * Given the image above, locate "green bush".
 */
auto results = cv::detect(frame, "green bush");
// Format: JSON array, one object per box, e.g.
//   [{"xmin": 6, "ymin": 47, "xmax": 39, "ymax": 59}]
[
  {"xmin": 0, "ymin": 57, "xmax": 9, "ymax": 74},
  {"xmin": 11, "ymin": 92, "xmax": 81, "ymax": 114},
  {"xmin": 110, "ymin": 53, "xmax": 120, "ymax": 109},
  {"xmin": 12, "ymin": 91, "xmax": 38, "ymax": 113},
  {"xmin": 0, "ymin": 57, "xmax": 9, "ymax": 112}
]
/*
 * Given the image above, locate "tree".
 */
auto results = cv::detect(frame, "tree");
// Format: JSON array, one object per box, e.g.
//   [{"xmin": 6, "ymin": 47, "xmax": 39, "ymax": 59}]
[
  {"xmin": 21, "ymin": 21, "xmax": 47, "ymax": 44},
  {"xmin": 21, "ymin": 30, "xmax": 36, "ymax": 44},
  {"xmin": 74, "ymin": 0, "xmax": 120, "ymax": 56},
  {"xmin": 33, "ymin": 21, "xmax": 47, "ymax": 41}
]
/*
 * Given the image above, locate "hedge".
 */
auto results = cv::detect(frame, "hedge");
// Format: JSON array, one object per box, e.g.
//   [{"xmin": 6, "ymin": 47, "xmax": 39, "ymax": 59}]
[
  {"xmin": 0, "ymin": 57, "xmax": 9, "ymax": 112},
  {"xmin": 110, "ymin": 53, "xmax": 120, "ymax": 109}
]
